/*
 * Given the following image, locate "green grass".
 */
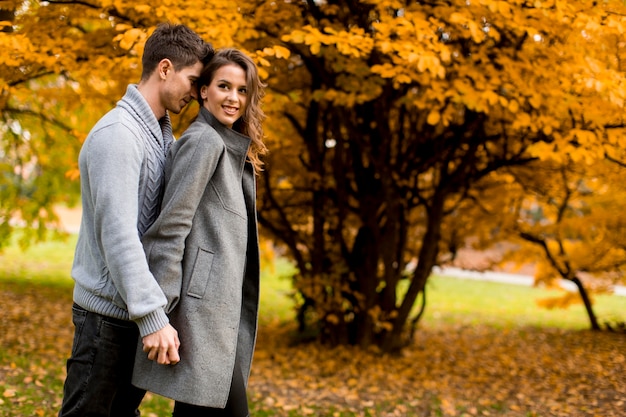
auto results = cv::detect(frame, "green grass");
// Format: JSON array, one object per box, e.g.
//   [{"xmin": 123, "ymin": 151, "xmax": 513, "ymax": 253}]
[
  {"xmin": 0, "ymin": 234, "xmax": 300, "ymax": 320},
  {"xmin": 258, "ymin": 257, "xmax": 298, "ymax": 325},
  {"xmin": 422, "ymin": 275, "xmax": 625, "ymax": 330},
  {"xmin": 1, "ymin": 233, "xmax": 623, "ymax": 330},
  {"xmin": 0, "ymin": 234, "xmax": 76, "ymax": 283}
]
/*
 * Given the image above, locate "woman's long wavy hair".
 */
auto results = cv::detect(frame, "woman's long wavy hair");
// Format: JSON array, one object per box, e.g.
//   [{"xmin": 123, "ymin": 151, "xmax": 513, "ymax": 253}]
[{"xmin": 197, "ymin": 48, "xmax": 268, "ymax": 173}]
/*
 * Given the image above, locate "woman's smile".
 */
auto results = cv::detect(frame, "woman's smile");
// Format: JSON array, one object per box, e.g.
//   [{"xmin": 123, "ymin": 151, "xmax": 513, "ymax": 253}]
[{"xmin": 201, "ymin": 64, "xmax": 248, "ymax": 128}]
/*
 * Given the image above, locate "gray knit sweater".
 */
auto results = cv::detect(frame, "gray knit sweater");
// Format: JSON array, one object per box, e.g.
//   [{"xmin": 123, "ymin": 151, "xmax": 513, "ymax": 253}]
[{"xmin": 71, "ymin": 84, "xmax": 172, "ymax": 337}]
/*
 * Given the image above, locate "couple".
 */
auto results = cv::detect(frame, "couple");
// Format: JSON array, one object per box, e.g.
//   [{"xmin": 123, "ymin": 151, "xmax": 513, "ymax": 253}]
[{"xmin": 59, "ymin": 22, "xmax": 266, "ymax": 417}]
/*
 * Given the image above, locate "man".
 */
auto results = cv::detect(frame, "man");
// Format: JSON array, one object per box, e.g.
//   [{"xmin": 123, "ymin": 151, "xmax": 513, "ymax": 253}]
[{"xmin": 59, "ymin": 23, "xmax": 213, "ymax": 417}]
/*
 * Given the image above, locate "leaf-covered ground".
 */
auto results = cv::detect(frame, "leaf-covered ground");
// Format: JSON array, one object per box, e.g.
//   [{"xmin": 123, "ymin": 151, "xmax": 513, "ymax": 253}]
[{"xmin": 1, "ymin": 282, "xmax": 624, "ymax": 417}]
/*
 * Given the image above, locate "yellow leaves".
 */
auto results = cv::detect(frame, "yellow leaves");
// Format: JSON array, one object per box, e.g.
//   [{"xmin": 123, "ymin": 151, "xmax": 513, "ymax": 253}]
[
  {"xmin": 487, "ymin": 0, "xmax": 514, "ymax": 18},
  {"xmin": 605, "ymin": 129, "xmax": 626, "ymax": 149},
  {"xmin": 427, "ymin": 110, "xmax": 441, "ymax": 126},
  {"xmin": 282, "ymin": 25, "xmax": 373, "ymax": 58},
  {"xmin": 524, "ymin": 121, "xmax": 595, "ymax": 159},
  {"xmin": 255, "ymin": 46, "xmax": 291, "ymax": 79},
  {"xmin": 371, "ymin": 62, "xmax": 420, "ymax": 88},
  {"xmin": 113, "ymin": 26, "xmax": 145, "ymax": 51},
  {"xmin": 282, "ymin": 28, "xmax": 320, "ymax": 54},
  {"xmin": 133, "ymin": 4, "xmax": 152, "ymax": 14},
  {"xmin": 449, "ymin": 12, "xmax": 466, "ymax": 25},
  {"xmin": 417, "ymin": 55, "xmax": 445, "ymax": 79},
  {"xmin": 508, "ymin": 99, "xmax": 520, "ymax": 113},
  {"xmin": 249, "ymin": 317, "xmax": 626, "ymax": 416},
  {"xmin": 449, "ymin": 12, "xmax": 486, "ymax": 43},
  {"xmin": 305, "ymin": 32, "xmax": 322, "ymax": 55},
  {"xmin": 0, "ymin": 280, "xmax": 76, "ymax": 415},
  {"xmin": 0, "ymin": 33, "xmax": 54, "ymax": 68},
  {"xmin": 528, "ymin": 94, "xmax": 542, "ymax": 110},
  {"xmin": 536, "ymin": 291, "xmax": 583, "ymax": 310},
  {"xmin": 393, "ymin": 73, "xmax": 413, "ymax": 84},
  {"xmin": 526, "ymin": 128, "xmax": 603, "ymax": 164},
  {"xmin": 65, "ymin": 167, "xmax": 80, "ymax": 182},
  {"xmin": 512, "ymin": 112, "xmax": 532, "ymax": 130},
  {"xmin": 483, "ymin": 90, "xmax": 500, "ymax": 107},
  {"xmin": 327, "ymin": 26, "xmax": 374, "ymax": 58},
  {"xmin": 370, "ymin": 63, "xmax": 396, "ymax": 79},
  {"xmin": 571, "ymin": 129, "xmax": 597, "ymax": 146},
  {"xmin": 312, "ymin": 86, "xmax": 382, "ymax": 107},
  {"xmin": 262, "ymin": 45, "xmax": 291, "ymax": 60},
  {"xmin": 372, "ymin": 53, "xmax": 445, "ymax": 86}
]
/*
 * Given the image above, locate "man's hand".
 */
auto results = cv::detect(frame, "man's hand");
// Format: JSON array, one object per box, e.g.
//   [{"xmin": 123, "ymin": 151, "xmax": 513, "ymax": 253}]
[{"xmin": 142, "ymin": 323, "xmax": 180, "ymax": 365}]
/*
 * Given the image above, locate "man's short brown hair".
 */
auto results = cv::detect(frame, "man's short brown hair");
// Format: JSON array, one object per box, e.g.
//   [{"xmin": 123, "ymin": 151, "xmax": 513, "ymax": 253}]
[{"xmin": 141, "ymin": 23, "xmax": 214, "ymax": 80}]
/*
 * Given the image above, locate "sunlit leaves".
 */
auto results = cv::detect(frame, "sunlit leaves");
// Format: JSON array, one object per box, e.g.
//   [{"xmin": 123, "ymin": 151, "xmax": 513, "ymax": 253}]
[
  {"xmin": 282, "ymin": 25, "xmax": 374, "ymax": 58},
  {"xmin": 2, "ymin": 0, "xmax": 626, "ymax": 348},
  {"xmin": 113, "ymin": 26, "xmax": 146, "ymax": 51},
  {"xmin": 260, "ymin": 0, "xmax": 626, "ymax": 348}
]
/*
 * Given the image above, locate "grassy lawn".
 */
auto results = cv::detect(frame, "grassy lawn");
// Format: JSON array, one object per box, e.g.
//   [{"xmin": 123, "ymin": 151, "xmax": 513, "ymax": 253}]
[
  {"xmin": 0, "ymin": 235, "xmax": 624, "ymax": 416},
  {"xmin": 422, "ymin": 275, "xmax": 625, "ymax": 330}
]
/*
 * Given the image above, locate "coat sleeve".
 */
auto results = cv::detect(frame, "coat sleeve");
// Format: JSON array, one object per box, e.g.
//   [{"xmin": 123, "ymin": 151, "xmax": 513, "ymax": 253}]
[{"xmin": 142, "ymin": 124, "xmax": 224, "ymax": 313}]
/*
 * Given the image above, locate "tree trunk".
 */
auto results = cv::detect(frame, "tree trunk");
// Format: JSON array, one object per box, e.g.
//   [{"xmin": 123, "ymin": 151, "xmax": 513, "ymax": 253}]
[
  {"xmin": 381, "ymin": 193, "xmax": 446, "ymax": 352},
  {"xmin": 571, "ymin": 276, "xmax": 600, "ymax": 331}
]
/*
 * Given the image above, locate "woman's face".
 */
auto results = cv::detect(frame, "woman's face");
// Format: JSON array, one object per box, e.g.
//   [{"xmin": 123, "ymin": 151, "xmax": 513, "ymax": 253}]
[{"xmin": 200, "ymin": 63, "xmax": 248, "ymax": 128}]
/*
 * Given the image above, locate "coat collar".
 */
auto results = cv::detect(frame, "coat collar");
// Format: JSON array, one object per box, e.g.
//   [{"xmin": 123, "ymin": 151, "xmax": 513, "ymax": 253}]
[{"xmin": 198, "ymin": 106, "xmax": 251, "ymax": 156}]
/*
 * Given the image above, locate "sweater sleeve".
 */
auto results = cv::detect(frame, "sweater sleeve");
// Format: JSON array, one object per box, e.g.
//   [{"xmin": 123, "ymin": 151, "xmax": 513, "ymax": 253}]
[
  {"xmin": 85, "ymin": 122, "xmax": 169, "ymax": 336},
  {"xmin": 141, "ymin": 123, "xmax": 224, "ymax": 313}
]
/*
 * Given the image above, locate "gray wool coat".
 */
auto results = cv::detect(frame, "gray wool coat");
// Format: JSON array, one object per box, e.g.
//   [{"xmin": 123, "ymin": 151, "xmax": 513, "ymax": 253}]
[{"xmin": 132, "ymin": 107, "xmax": 260, "ymax": 408}]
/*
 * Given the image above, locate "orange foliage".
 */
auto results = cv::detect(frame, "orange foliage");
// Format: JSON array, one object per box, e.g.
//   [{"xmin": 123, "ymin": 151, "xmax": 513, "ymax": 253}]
[{"xmin": 2, "ymin": 0, "xmax": 626, "ymax": 348}]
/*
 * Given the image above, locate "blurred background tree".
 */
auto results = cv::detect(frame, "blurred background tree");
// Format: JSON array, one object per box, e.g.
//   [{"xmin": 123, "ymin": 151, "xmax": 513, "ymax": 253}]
[{"xmin": 1, "ymin": 0, "xmax": 625, "ymax": 352}]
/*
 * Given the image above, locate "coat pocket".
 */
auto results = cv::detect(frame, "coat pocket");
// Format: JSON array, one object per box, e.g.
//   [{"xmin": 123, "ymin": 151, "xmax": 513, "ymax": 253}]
[{"xmin": 187, "ymin": 247, "xmax": 215, "ymax": 299}]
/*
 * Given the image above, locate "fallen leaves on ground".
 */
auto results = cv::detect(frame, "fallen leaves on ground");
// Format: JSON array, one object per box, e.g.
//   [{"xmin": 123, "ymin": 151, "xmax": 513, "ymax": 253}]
[
  {"xmin": 0, "ymin": 283, "xmax": 74, "ymax": 416},
  {"xmin": 249, "ymin": 323, "xmax": 625, "ymax": 416},
  {"xmin": 1, "ymin": 282, "xmax": 624, "ymax": 417}
]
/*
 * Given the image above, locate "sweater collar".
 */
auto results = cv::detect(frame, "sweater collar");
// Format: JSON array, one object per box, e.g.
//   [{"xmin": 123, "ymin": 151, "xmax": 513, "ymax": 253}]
[{"xmin": 118, "ymin": 84, "xmax": 173, "ymax": 152}]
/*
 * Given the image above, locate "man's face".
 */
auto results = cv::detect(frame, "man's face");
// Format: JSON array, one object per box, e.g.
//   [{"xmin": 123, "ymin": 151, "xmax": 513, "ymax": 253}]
[{"xmin": 162, "ymin": 60, "xmax": 203, "ymax": 114}]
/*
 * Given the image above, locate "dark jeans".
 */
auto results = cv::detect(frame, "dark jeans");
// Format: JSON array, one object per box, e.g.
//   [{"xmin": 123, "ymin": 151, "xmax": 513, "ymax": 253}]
[
  {"xmin": 58, "ymin": 304, "xmax": 146, "ymax": 417},
  {"xmin": 172, "ymin": 354, "xmax": 249, "ymax": 417}
]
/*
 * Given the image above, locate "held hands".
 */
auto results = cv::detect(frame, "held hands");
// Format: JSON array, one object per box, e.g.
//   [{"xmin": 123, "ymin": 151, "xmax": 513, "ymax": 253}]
[{"xmin": 142, "ymin": 323, "xmax": 180, "ymax": 365}]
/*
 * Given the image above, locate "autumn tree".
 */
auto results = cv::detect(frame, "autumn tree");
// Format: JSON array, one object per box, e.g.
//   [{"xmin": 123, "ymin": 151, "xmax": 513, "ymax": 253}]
[
  {"xmin": 0, "ymin": 0, "xmax": 141, "ymax": 247},
  {"xmin": 2, "ymin": 0, "xmax": 626, "ymax": 352},
  {"xmin": 456, "ymin": 156, "xmax": 626, "ymax": 331},
  {"xmin": 250, "ymin": 0, "xmax": 626, "ymax": 350},
  {"xmin": 0, "ymin": 0, "xmax": 245, "ymax": 248},
  {"xmin": 512, "ymin": 159, "xmax": 626, "ymax": 331}
]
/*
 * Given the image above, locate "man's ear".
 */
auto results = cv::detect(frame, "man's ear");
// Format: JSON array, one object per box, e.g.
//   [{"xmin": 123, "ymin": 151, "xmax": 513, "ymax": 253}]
[{"xmin": 158, "ymin": 59, "xmax": 173, "ymax": 80}]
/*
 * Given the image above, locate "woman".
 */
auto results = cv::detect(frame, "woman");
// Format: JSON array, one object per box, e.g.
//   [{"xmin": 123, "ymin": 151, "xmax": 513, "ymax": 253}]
[{"xmin": 132, "ymin": 48, "xmax": 268, "ymax": 417}]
